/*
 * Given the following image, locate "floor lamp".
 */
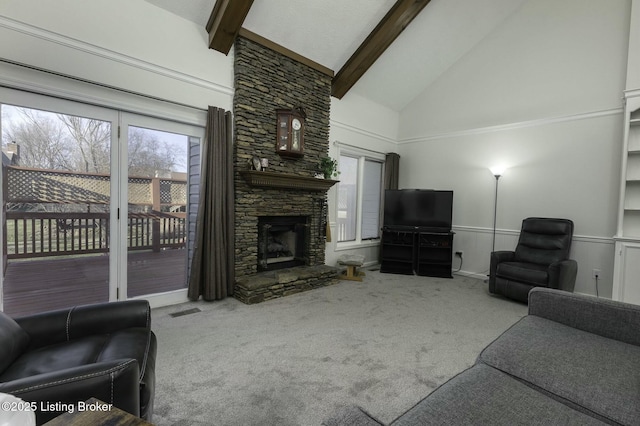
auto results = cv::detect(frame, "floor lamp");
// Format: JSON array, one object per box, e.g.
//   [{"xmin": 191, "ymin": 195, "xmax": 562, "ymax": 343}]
[{"xmin": 490, "ymin": 167, "xmax": 504, "ymax": 253}]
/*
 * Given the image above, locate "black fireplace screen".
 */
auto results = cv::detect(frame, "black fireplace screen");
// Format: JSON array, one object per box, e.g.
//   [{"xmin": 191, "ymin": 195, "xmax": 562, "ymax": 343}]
[{"xmin": 258, "ymin": 216, "xmax": 309, "ymax": 271}]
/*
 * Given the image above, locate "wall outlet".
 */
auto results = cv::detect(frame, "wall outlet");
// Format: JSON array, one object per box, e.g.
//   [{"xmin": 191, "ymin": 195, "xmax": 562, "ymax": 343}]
[
  {"xmin": 455, "ymin": 251, "xmax": 463, "ymax": 257},
  {"xmin": 592, "ymin": 268, "xmax": 601, "ymax": 279}
]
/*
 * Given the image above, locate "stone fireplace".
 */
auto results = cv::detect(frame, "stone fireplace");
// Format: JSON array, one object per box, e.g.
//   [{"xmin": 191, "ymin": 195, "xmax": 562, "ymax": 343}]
[{"xmin": 232, "ymin": 36, "xmax": 338, "ymax": 304}]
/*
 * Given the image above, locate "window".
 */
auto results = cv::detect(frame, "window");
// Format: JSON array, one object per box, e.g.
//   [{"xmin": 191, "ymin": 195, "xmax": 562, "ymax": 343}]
[
  {"xmin": 362, "ymin": 160, "xmax": 383, "ymax": 239},
  {"xmin": 338, "ymin": 155, "xmax": 358, "ymax": 241},
  {"xmin": 337, "ymin": 152, "xmax": 384, "ymax": 243}
]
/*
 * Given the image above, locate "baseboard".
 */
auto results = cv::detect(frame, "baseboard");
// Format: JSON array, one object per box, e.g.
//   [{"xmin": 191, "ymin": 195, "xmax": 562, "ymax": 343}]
[
  {"xmin": 453, "ymin": 270, "xmax": 489, "ymax": 281},
  {"xmin": 364, "ymin": 262, "xmax": 381, "ymax": 270},
  {"xmin": 359, "ymin": 265, "xmax": 487, "ymax": 281}
]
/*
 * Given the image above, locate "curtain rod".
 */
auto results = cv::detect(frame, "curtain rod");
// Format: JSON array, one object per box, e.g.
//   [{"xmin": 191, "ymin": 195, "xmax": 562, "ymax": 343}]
[{"xmin": 0, "ymin": 58, "xmax": 208, "ymax": 112}]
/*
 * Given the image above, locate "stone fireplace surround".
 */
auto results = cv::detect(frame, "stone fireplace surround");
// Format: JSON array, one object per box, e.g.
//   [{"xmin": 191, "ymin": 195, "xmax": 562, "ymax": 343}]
[{"xmin": 232, "ymin": 37, "xmax": 338, "ymax": 304}]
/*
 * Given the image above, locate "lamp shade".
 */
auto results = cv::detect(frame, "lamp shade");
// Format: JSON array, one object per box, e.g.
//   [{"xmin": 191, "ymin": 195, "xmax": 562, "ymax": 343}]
[{"xmin": 490, "ymin": 166, "xmax": 506, "ymax": 177}]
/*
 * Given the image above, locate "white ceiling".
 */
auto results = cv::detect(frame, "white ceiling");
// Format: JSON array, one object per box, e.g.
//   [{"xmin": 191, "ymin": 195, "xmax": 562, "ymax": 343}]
[{"xmin": 144, "ymin": 0, "xmax": 527, "ymax": 112}]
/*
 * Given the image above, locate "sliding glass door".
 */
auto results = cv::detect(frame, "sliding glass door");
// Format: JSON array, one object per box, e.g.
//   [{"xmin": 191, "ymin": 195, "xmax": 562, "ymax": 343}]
[
  {"xmin": 0, "ymin": 91, "xmax": 117, "ymax": 316},
  {"xmin": 121, "ymin": 114, "xmax": 202, "ymax": 300},
  {"xmin": 0, "ymin": 90, "xmax": 203, "ymax": 315}
]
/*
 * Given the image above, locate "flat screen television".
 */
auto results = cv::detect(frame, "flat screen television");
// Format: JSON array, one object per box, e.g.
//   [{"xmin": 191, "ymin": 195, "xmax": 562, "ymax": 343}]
[{"xmin": 384, "ymin": 189, "xmax": 453, "ymax": 231}]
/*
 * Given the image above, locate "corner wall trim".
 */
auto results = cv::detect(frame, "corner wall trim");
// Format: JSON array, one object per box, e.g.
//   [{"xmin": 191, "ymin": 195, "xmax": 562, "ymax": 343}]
[
  {"xmin": 330, "ymin": 119, "xmax": 397, "ymax": 145},
  {"xmin": 399, "ymin": 107, "xmax": 623, "ymax": 145}
]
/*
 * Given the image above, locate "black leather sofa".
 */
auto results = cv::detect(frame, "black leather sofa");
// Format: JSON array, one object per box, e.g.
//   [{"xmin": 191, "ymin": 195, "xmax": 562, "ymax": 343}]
[
  {"xmin": 0, "ymin": 300, "xmax": 157, "ymax": 425},
  {"xmin": 489, "ymin": 217, "xmax": 577, "ymax": 303}
]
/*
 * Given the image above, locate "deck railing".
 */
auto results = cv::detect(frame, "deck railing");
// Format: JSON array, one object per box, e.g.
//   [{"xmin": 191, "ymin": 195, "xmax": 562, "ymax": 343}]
[{"xmin": 6, "ymin": 211, "xmax": 186, "ymax": 259}]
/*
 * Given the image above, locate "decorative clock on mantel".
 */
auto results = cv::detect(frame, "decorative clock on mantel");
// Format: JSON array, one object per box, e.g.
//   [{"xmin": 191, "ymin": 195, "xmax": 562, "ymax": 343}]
[{"xmin": 276, "ymin": 107, "xmax": 306, "ymax": 158}]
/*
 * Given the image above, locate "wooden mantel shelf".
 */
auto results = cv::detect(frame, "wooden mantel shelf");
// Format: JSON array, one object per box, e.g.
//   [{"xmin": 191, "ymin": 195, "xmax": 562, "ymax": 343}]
[{"xmin": 239, "ymin": 170, "xmax": 338, "ymax": 191}]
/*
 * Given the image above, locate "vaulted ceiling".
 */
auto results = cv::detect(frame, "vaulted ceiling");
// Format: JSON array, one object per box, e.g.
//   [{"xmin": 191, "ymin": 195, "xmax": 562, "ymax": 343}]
[{"xmin": 143, "ymin": 0, "xmax": 527, "ymax": 112}]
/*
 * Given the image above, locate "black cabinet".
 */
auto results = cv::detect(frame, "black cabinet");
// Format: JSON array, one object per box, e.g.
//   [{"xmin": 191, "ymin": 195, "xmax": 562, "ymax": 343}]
[
  {"xmin": 380, "ymin": 227, "xmax": 453, "ymax": 278},
  {"xmin": 416, "ymin": 232, "xmax": 453, "ymax": 278},
  {"xmin": 380, "ymin": 230, "xmax": 415, "ymax": 275}
]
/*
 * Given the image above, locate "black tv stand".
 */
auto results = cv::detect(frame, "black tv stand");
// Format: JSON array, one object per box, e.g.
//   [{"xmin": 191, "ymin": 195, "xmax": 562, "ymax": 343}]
[{"xmin": 380, "ymin": 227, "xmax": 453, "ymax": 278}]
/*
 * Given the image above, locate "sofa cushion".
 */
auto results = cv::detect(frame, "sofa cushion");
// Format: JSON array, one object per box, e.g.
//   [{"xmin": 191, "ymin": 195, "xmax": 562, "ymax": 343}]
[
  {"xmin": 0, "ymin": 328, "xmax": 151, "ymax": 382},
  {"xmin": 391, "ymin": 364, "xmax": 606, "ymax": 426},
  {"xmin": 479, "ymin": 315, "xmax": 640, "ymax": 425},
  {"xmin": 496, "ymin": 262, "xmax": 549, "ymax": 286},
  {"xmin": 0, "ymin": 312, "xmax": 29, "ymax": 373}
]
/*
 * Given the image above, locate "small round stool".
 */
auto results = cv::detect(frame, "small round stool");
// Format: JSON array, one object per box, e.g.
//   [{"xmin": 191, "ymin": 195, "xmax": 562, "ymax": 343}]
[{"xmin": 337, "ymin": 254, "xmax": 366, "ymax": 281}]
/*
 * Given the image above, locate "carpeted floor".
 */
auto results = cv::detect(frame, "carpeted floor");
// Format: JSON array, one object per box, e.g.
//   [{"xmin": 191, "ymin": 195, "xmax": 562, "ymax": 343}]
[{"xmin": 150, "ymin": 270, "xmax": 527, "ymax": 426}]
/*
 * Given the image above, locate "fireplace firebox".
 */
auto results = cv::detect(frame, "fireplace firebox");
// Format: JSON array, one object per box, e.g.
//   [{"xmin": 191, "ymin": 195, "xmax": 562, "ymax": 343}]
[{"xmin": 258, "ymin": 216, "xmax": 309, "ymax": 271}]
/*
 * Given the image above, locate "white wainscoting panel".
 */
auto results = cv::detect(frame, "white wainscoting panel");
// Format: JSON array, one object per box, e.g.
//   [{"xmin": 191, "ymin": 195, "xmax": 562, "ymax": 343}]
[{"xmin": 452, "ymin": 226, "xmax": 614, "ymax": 298}]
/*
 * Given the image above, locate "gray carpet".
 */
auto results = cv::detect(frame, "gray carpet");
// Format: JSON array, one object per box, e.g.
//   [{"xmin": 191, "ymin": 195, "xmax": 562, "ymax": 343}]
[{"xmin": 150, "ymin": 271, "xmax": 527, "ymax": 426}]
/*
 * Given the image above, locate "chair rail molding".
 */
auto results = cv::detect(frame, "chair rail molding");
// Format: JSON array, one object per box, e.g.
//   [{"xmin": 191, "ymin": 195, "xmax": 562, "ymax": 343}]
[{"xmin": 452, "ymin": 224, "xmax": 614, "ymax": 245}]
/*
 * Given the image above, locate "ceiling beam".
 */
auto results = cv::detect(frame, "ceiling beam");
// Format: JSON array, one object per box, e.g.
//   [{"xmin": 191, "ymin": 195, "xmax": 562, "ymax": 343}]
[
  {"xmin": 332, "ymin": 0, "xmax": 432, "ymax": 99},
  {"xmin": 206, "ymin": 0, "xmax": 255, "ymax": 54}
]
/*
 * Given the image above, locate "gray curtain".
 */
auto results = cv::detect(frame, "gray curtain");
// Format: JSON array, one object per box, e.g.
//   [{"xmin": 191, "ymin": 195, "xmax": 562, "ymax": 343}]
[
  {"xmin": 384, "ymin": 152, "xmax": 400, "ymax": 190},
  {"xmin": 188, "ymin": 106, "xmax": 235, "ymax": 301}
]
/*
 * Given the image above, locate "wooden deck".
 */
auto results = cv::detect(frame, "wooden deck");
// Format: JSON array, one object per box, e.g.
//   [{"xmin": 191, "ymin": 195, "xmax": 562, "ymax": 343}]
[{"xmin": 2, "ymin": 249, "xmax": 186, "ymax": 317}]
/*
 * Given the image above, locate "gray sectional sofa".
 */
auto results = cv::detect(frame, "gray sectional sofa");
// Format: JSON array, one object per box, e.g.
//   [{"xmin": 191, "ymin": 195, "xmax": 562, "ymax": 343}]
[{"xmin": 323, "ymin": 288, "xmax": 640, "ymax": 425}]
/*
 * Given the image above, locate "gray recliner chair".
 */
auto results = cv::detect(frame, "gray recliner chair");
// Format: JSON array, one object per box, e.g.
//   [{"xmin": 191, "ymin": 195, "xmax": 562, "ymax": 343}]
[{"xmin": 489, "ymin": 217, "xmax": 577, "ymax": 303}]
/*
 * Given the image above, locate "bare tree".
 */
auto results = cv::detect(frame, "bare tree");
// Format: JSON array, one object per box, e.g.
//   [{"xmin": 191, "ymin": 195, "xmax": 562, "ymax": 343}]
[
  {"xmin": 58, "ymin": 114, "xmax": 110, "ymax": 173},
  {"xmin": 128, "ymin": 127, "xmax": 177, "ymax": 178},
  {"xmin": 2, "ymin": 107, "xmax": 179, "ymax": 176},
  {"xmin": 3, "ymin": 109, "xmax": 73, "ymax": 170}
]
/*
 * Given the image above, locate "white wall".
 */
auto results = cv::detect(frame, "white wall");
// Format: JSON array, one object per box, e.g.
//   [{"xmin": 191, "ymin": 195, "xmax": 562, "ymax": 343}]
[
  {"xmin": 400, "ymin": 0, "xmax": 630, "ymax": 137},
  {"xmin": 397, "ymin": 0, "xmax": 631, "ymax": 297},
  {"xmin": 400, "ymin": 113, "xmax": 621, "ymax": 296},
  {"xmin": 0, "ymin": 0, "xmax": 234, "ymax": 110}
]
